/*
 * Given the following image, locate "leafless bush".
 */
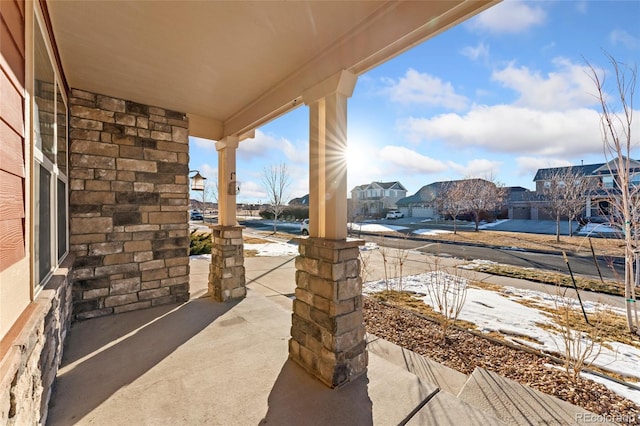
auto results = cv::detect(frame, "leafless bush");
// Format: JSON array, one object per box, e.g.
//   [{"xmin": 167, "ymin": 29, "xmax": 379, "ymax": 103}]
[
  {"xmin": 551, "ymin": 288, "xmax": 606, "ymax": 381},
  {"xmin": 380, "ymin": 246, "xmax": 391, "ymax": 291},
  {"xmin": 424, "ymin": 257, "xmax": 468, "ymax": 342},
  {"xmin": 358, "ymin": 249, "xmax": 372, "ymax": 284}
]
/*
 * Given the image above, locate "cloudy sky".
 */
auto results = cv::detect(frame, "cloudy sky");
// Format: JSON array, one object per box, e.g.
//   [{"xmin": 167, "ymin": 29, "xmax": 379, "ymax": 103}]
[{"xmin": 190, "ymin": 0, "xmax": 640, "ymax": 203}]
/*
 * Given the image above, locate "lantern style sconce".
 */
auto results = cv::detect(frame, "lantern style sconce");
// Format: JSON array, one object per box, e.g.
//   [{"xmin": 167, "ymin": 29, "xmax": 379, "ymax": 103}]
[{"xmin": 189, "ymin": 170, "xmax": 206, "ymax": 191}]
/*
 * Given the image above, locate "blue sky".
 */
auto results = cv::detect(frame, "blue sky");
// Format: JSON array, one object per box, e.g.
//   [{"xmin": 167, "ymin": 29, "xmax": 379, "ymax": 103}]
[{"xmin": 190, "ymin": 0, "xmax": 640, "ymax": 203}]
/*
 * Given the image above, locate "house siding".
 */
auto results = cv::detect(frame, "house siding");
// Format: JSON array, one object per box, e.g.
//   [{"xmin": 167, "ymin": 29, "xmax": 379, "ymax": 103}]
[
  {"xmin": 68, "ymin": 90, "xmax": 191, "ymax": 320},
  {"xmin": 0, "ymin": 0, "xmax": 26, "ymax": 273}
]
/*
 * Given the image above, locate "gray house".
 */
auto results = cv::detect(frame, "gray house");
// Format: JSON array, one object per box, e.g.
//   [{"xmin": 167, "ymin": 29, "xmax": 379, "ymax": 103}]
[{"xmin": 351, "ymin": 181, "xmax": 407, "ymax": 217}]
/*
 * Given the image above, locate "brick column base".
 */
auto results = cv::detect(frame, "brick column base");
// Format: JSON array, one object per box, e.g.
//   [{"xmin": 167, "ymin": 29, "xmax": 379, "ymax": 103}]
[
  {"xmin": 209, "ymin": 225, "xmax": 246, "ymax": 302},
  {"xmin": 289, "ymin": 237, "xmax": 366, "ymax": 388}
]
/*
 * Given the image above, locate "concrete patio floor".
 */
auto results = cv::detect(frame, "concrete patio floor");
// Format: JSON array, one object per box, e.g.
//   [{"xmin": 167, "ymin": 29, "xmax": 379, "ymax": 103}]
[{"xmin": 46, "ymin": 245, "xmax": 605, "ymax": 425}]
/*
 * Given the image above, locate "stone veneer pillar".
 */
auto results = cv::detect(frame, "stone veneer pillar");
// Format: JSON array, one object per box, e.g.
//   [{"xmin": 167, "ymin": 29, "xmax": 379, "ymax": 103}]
[
  {"xmin": 209, "ymin": 225, "xmax": 246, "ymax": 302},
  {"xmin": 68, "ymin": 89, "xmax": 190, "ymax": 320},
  {"xmin": 290, "ymin": 237, "xmax": 366, "ymax": 388}
]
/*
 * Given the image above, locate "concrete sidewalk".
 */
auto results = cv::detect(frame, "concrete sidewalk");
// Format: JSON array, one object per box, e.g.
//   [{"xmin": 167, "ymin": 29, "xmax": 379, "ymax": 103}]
[{"xmin": 46, "ymin": 253, "xmax": 602, "ymax": 425}]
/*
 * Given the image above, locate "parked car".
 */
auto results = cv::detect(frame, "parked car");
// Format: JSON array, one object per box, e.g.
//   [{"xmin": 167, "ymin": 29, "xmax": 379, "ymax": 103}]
[
  {"xmin": 301, "ymin": 218, "xmax": 309, "ymax": 235},
  {"xmin": 190, "ymin": 211, "xmax": 204, "ymax": 221},
  {"xmin": 385, "ymin": 210, "xmax": 404, "ymax": 219}
]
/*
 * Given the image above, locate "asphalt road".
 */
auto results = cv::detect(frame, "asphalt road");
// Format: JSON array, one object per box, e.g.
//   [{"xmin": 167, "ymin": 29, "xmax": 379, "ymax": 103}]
[
  {"xmin": 354, "ymin": 233, "xmax": 623, "ymax": 281},
  {"xmin": 236, "ymin": 219, "xmax": 624, "ymax": 281}
]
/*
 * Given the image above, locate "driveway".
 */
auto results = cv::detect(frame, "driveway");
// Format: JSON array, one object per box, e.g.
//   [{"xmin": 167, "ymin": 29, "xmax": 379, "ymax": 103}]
[{"xmin": 483, "ymin": 219, "xmax": 580, "ymax": 235}]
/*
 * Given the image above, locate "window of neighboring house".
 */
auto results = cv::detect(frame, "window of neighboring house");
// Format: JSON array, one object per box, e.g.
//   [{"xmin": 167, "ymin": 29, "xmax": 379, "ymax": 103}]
[
  {"xmin": 602, "ymin": 176, "xmax": 615, "ymax": 189},
  {"xmin": 33, "ymin": 14, "xmax": 68, "ymax": 288},
  {"xmin": 630, "ymin": 174, "xmax": 640, "ymax": 188},
  {"xmin": 544, "ymin": 181, "xmax": 551, "ymax": 189}
]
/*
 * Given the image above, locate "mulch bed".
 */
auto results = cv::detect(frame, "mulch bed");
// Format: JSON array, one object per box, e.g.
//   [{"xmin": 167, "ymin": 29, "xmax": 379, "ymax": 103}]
[{"xmin": 363, "ymin": 297, "xmax": 640, "ymax": 424}]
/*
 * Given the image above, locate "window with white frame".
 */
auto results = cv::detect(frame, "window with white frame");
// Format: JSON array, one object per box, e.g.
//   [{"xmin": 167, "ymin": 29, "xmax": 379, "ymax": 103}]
[{"xmin": 33, "ymin": 14, "xmax": 68, "ymax": 287}]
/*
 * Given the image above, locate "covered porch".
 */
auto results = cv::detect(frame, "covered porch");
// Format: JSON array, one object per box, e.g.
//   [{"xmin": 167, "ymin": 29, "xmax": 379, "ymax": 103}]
[{"xmin": 47, "ymin": 0, "xmax": 499, "ymax": 389}]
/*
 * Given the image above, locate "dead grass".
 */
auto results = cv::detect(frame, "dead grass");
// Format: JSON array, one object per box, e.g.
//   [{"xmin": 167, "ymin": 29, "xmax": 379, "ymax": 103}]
[
  {"xmin": 472, "ymin": 263, "xmax": 625, "ymax": 297},
  {"xmin": 416, "ymin": 229, "xmax": 626, "ymax": 257},
  {"xmin": 243, "ymin": 236, "xmax": 272, "ymax": 244},
  {"xmin": 371, "ymin": 290, "xmax": 478, "ymax": 331}
]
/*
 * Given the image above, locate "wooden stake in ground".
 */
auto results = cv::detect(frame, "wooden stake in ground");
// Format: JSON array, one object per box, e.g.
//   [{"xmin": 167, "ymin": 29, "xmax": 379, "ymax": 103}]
[{"xmin": 563, "ymin": 251, "xmax": 590, "ymax": 325}]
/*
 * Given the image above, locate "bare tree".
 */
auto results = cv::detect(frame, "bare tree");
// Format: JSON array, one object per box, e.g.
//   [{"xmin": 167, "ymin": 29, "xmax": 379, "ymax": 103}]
[
  {"xmin": 462, "ymin": 178, "xmax": 505, "ymax": 232},
  {"xmin": 540, "ymin": 168, "xmax": 592, "ymax": 242},
  {"xmin": 438, "ymin": 181, "xmax": 467, "ymax": 234},
  {"xmin": 587, "ymin": 54, "xmax": 639, "ymax": 333},
  {"xmin": 262, "ymin": 163, "xmax": 292, "ymax": 233},
  {"xmin": 204, "ymin": 179, "xmax": 218, "ymax": 213}
]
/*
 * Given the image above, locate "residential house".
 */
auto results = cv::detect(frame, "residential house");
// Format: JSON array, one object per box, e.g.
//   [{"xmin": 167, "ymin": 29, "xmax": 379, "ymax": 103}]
[
  {"xmin": 0, "ymin": 1, "xmax": 496, "ymax": 423},
  {"xmin": 396, "ymin": 181, "xmax": 447, "ymax": 218},
  {"xmin": 514, "ymin": 158, "xmax": 640, "ymax": 221},
  {"xmin": 351, "ymin": 181, "xmax": 407, "ymax": 217},
  {"xmin": 396, "ymin": 178, "xmax": 501, "ymax": 219}
]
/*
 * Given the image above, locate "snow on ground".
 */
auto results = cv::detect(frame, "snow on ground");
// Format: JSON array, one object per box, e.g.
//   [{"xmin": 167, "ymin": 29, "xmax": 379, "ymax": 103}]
[
  {"xmin": 412, "ymin": 229, "xmax": 453, "ymax": 236},
  {"xmin": 244, "ymin": 242, "xmax": 299, "ymax": 256},
  {"xmin": 363, "ymin": 272, "xmax": 640, "ymax": 404},
  {"xmin": 478, "ymin": 219, "xmax": 510, "ymax": 229},
  {"xmin": 350, "ymin": 223, "xmax": 408, "ymax": 232},
  {"xmin": 578, "ymin": 223, "xmax": 622, "ymax": 235}
]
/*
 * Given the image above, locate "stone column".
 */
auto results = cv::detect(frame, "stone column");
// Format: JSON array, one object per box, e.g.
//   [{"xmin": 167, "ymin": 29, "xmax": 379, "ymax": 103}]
[
  {"xmin": 209, "ymin": 225, "xmax": 246, "ymax": 302},
  {"xmin": 209, "ymin": 136, "xmax": 245, "ymax": 302},
  {"xmin": 289, "ymin": 70, "xmax": 366, "ymax": 388}
]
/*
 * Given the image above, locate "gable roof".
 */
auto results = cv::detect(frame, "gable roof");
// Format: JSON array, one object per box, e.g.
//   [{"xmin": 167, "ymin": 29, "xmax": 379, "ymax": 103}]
[
  {"xmin": 533, "ymin": 164, "xmax": 604, "ymax": 182},
  {"xmin": 351, "ymin": 181, "xmax": 407, "ymax": 192},
  {"xmin": 396, "ymin": 178, "xmax": 490, "ymax": 206}
]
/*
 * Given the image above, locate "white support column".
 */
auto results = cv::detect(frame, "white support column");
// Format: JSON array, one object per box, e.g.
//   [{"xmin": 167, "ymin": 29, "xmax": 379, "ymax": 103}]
[
  {"xmin": 304, "ymin": 70, "xmax": 357, "ymax": 240},
  {"xmin": 216, "ymin": 136, "xmax": 240, "ymax": 226},
  {"xmin": 585, "ymin": 195, "xmax": 592, "ymax": 218}
]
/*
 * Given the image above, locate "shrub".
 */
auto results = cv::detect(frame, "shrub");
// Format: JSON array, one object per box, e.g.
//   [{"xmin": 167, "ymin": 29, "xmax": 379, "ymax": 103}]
[{"xmin": 190, "ymin": 231, "xmax": 212, "ymax": 255}]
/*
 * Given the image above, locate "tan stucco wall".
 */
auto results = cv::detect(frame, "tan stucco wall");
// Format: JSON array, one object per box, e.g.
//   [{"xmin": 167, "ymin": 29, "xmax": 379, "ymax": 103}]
[{"xmin": 0, "ymin": 257, "xmax": 30, "ymax": 340}]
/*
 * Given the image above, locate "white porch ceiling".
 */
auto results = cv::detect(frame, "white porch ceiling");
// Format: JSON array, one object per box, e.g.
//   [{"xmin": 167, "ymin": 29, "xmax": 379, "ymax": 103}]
[{"xmin": 46, "ymin": 1, "xmax": 497, "ymax": 140}]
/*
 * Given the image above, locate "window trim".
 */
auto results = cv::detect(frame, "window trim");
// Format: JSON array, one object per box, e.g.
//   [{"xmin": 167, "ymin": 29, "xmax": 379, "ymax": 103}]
[{"xmin": 31, "ymin": 5, "xmax": 69, "ymax": 293}]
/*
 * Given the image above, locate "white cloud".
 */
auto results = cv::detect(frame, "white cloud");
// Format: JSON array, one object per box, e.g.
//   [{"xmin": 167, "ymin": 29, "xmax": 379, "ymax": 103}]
[
  {"xmin": 384, "ymin": 68, "xmax": 468, "ymax": 110},
  {"xmin": 447, "ymin": 159, "xmax": 502, "ymax": 178},
  {"xmin": 238, "ymin": 129, "xmax": 307, "ymax": 164},
  {"xmin": 460, "ymin": 42, "xmax": 489, "ymax": 61},
  {"xmin": 515, "ymin": 157, "xmax": 572, "ymax": 177},
  {"xmin": 609, "ymin": 29, "xmax": 639, "ymax": 50},
  {"xmin": 379, "ymin": 146, "xmax": 448, "ymax": 174},
  {"xmin": 399, "ymin": 105, "xmax": 606, "ymax": 157},
  {"xmin": 575, "ymin": 1, "xmax": 588, "ymax": 14},
  {"xmin": 491, "ymin": 58, "xmax": 597, "ymax": 110},
  {"xmin": 468, "ymin": 0, "xmax": 546, "ymax": 34},
  {"xmin": 237, "ymin": 180, "xmax": 266, "ymax": 201}
]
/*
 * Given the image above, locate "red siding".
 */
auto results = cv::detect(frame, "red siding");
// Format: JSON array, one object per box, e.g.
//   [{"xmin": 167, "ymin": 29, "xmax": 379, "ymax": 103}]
[{"xmin": 0, "ymin": 0, "xmax": 25, "ymax": 272}]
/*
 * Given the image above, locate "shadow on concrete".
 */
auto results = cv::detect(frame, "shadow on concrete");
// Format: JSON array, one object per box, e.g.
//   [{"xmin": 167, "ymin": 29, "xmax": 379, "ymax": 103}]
[
  {"xmin": 259, "ymin": 360, "xmax": 373, "ymax": 426},
  {"xmin": 246, "ymin": 256, "xmax": 296, "ymax": 286},
  {"xmin": 47, "ymin": 297, "xmax": 237, "ymax": 425}
]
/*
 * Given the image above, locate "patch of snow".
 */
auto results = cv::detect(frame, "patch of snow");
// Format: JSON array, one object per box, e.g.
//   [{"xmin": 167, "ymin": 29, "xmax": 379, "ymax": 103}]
[
  {"xmin": 478, "ymin": 219, "xmax": 510, "ymax": 229},
  {"xmin": 363, "ymin": 271, "xmax": 640, "ymax": 399},
  {"xmin": 190, "ymin": 254, "xmax": 211, "ymax": 260},
  {"xmin": 350, "ymin": 223, "xmax": 408, "ymax": 232},
  {"xmin": 360, "ymin": 242, "xmax": 379, "ymax": 251},
  {"xmin": 578, "ymin": 223, "xmax": 621, "ymax": 235},
  {"xmin": 581, "ymin": 372, "xmax": 640, "ymax": 406},
  {"xmin": 458, "ymin": 259, "xmax": 498, "ymax": 270},
  {"xmin": 412, "ymin": 229, "xmax": 453, "ymax": 236},
  {"xmin": 244, "ymin": 242, "xmax": 299, "ymax": 256}
]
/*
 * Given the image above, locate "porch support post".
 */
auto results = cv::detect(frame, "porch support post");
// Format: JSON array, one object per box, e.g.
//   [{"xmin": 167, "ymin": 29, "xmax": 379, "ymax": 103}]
[
  {"xmin": 209, "ymin": 136, "xmax": 245, "ymax": 302},
  {"xmin": 289, "ymin": 70, "xmax": 367, "ymax": 388},
  {"xmin": 585, "ymin": 195, "xmax": 592, "ymax": 218}
]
